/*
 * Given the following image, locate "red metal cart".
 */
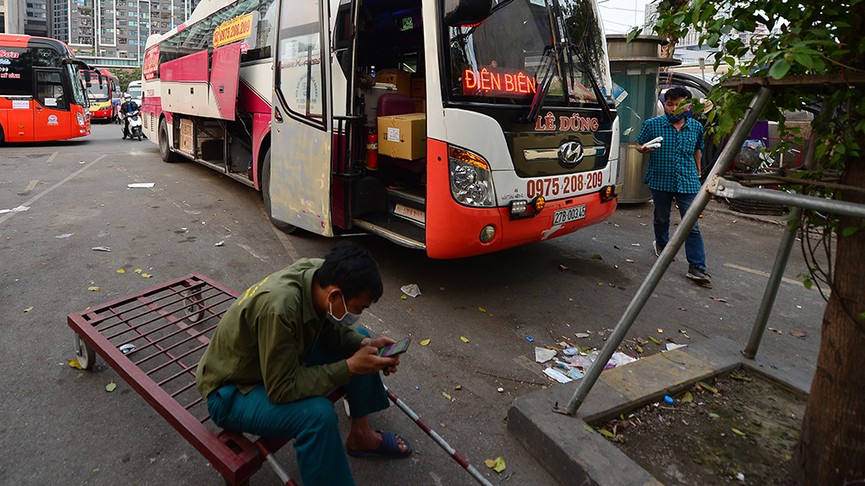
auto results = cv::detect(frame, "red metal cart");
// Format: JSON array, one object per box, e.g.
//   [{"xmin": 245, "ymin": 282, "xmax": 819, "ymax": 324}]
[{"xmin": 67, "ymin": 274, "xmax": 296, "ymax": 485}]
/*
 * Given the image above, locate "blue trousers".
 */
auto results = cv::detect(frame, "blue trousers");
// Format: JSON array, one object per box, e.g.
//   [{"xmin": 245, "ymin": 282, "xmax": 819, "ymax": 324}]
[
  {"xmin": 206, "ymin": 328, "xmax": 389, "ymax": 486},
  {"xmin": 651, "ymin": 190, "xmax": 707, "ymax": 272}
]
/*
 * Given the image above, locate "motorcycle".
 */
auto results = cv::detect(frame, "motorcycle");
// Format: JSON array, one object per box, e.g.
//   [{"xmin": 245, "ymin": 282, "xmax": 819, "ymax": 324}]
[{"xmin": 122, "ymin": 108, "xmax": 144, "ymax": 141}]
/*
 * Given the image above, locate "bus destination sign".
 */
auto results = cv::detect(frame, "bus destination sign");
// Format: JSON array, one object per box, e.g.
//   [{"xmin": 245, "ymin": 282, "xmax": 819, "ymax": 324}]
[
  {"xmin": 463, "ymin": 68, "xmax": 536, "ymax": 98},
  {"xmin": 213, "ymin": 13, "xmax": 254, "ymax": 48}
]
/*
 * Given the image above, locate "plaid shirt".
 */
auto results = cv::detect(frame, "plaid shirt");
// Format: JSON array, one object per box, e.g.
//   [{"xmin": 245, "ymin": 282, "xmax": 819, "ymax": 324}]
[{"xmin": 636, "ymin": 115, "xmax": 704, "ymax": 193}]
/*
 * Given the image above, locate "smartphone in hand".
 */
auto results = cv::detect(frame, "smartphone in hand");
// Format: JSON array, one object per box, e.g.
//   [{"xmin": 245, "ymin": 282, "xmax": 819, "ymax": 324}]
[{"xmin": 379, "ymin": 338, "xmax": 411, "ymax": 357}]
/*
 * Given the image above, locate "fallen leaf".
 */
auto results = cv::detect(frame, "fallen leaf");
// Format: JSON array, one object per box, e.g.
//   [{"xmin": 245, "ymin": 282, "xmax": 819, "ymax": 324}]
[
  {"xmin": 575, "ymin": 332, "xmax": 590, "ymax": 338},
  {"xmin": 67, "ymin": 358, "xmax": 84, "ymax": 369},
  {"xmin": 134, "ymin": 268, "xmax": 143, "ymax": 274},
  {"xmin": 141, "ymin": 273, "xmax": 153, "ymax": 278},
  {"xmin": 484, "ymin": 456, "xmax": 506, "ymax": 473},
  {"xmin": 591, "ymin": 253, "xmax": 603, "ymax": 260},
  {"xmin": 460, "ymin": 336, "xmax": 470, "ymax": 343},
  {"xmin": 731, "ymin": 428, "xmax": 746, "ymax": 436},
  {"xmin": 657, "ymin": 328, "xmax": 664, "ymax": 333},
  {"xmin": 635, "ymin": 345, "xmax": 644, "ymax": 354},
  {"xmin": 442, "ymin": 392, "xmax": 452, "ymax": 400},
  {"xmin": 730, "ymin": 372, "xmax": 753, "ymax": 382},
  {"xmin": 23, "ymin": 306, "xmax": 33, "ymax": 313},
  {"xmin": 419, "ymin": 339, "xmax": 431, "ymax": 346},
  {"xmin": 768, "ymin": 327, "xmax": 782, "ymax": 334},
  {"xmin": 91, "ymin": 246, "xmax": 111, "ymax": 252},
  {"xmin": 649, "ymin": 336, "xmax": 662, "ymax": 345},
  {"xmin": 598, "ymin": 428, "xmax": 616, "ymax": 439},
  {"xmin": 88, "ymin": 286, "xmax": 101, "ymax": 292},
  {"xmin": 478, "ymin": 307, "xmax": 487, "ymax": 313},
  {"xmin": 682, "ymin": 391, "xmax": 694, "ymax": 403},
  {"xmin": 116, "ymin": 268, "xmax": 126, "ymax": 274},
  {"xmin": 454, "ymin": 385, "xmax": 462, "ymax": 390},
  {"xmin": 400, "ymin": 295, "xmax": 408, "ymax": 300},
  {"xmin": 679, "ymin": 329, "xmax": 691, "ymax": 339},
  {"xmin": 789, "ymin": 330, "xmax": 807, "ymax": 338},
  {"xmin": 105, "ymin": 381, "xmax": 117, "ymax": 392},
  {"xmin": 708, "ymin": 412, "xmax": 720, "ymax": 419},
  {"xmin": 698, "ymin": 381, "xmax": 718, "ymax": 394},
  {"xmin": 583, "ymin": 424, "xmax": 596, "ymax": 434},
  {"xmin": 711, "ymin": 296, "xmax": 728, "ymax": 303}
]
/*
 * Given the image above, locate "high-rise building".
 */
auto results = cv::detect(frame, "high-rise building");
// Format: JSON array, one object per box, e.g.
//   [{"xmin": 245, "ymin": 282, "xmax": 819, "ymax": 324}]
[{"xmin": 52, "ymin": 0, "xmax": 200, "ymax": 68}]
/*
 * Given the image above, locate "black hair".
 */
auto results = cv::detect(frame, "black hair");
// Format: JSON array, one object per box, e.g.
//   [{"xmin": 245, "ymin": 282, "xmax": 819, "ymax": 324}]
[
  {"xmin": 664, "ymin": 86, "xmax": 691, "ymax": 102},
  {"xmin": 313, "ymin": 242, "xmax": 384, "ymax": 302}
]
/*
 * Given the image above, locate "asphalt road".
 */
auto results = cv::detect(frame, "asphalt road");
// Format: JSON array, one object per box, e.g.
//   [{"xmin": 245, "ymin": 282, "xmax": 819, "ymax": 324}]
[{"xmin": 0, "ymin": 123, "xmax": 826, "ymax": 485}]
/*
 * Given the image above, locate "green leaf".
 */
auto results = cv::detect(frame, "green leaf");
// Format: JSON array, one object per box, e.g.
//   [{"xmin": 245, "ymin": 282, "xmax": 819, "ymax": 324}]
[
  {"xmin": 649, "ymin": 336, "xmax": 662, "ymax": 345},
  {"xmin": 708, "ymin": 412, "xmax": 720, "ymax": 420},
  {"xmin": 842, "ymin": 226, "xmax": 858, "ymax": 237},
  {"xmin": 598, "ymin": 428, "xmax": 616, "ymax": 439},
  {"xmin": 731, "ymin": 428, "xmax": 747, "ymax": 436},
  {"xmin": 583, "ymin": 423, "xmax": 597, "ymax": 434},
  {"xmin": 697, "ymin": 381, "xmax": 718, "ymax": 394},
  {"xmin": 682, "ymin": 391, "xmax": 694, "ymax": 403},
  {"xmin": 769, "ymin": 59, "xmax": 791, "ymax": 79},
  {"xmin": 792, "ymin": 52, "xmax": 814, "ymax": 69},
  {"xmin": 626, "ymin": 27, "xmax": 643, "ymax": 43},
  {"xmin": 105, "ymin": 381, "xmax": 117, "ymax": 392}
]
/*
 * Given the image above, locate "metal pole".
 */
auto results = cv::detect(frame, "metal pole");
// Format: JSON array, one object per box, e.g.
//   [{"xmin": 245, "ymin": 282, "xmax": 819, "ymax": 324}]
[
  {"xmin": 383, "ymin": 385, "xmax": 494, "ymax": 486},
  {"xmin": 554, "ymin": 86, "xmax": 774, "ymax": 416},
  {"xmin": 742, "ymin": 207, "xmax": 801, "ymax": 359}
]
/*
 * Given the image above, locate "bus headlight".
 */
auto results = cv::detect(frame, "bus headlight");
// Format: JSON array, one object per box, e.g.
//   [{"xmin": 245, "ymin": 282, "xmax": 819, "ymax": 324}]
[
  {"xmin": 76, "ymin": 112, "xmax": 85, "ymax": 127},
  {"xmin": 448, "ymin": 146, "xmax": 495, "ymax": 207}
]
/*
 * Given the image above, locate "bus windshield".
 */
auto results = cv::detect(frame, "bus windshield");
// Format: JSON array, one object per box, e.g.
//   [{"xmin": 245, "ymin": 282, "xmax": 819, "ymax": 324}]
[
  {"xmin": 67, "ymin": 64, "xmax": 88, "ymax": 106},
  {"xmin": 445, "ymin": 0, "xmax": 611, "ymax": 106},
  {"xmin": 127, "ymin": 84, "xmax": 142, "ymax": 99},
  {"xmin": 87, "ymin": 77, "xmax": 110, "ymax": 101}
]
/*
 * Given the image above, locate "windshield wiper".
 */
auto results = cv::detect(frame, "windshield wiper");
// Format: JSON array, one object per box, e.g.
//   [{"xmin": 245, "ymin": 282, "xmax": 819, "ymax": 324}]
[
  {"xmin": 524, "ymin": 45, "xmax": 558, "ymax": 123},
  {"xmin": 571, "ymin": 46, "xmax": 614, "ymax": 123}
]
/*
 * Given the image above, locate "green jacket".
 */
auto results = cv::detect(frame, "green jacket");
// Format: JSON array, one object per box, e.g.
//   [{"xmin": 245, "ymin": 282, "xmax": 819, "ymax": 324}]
[{"xmin": 196, "ymin": 259, "xmax": 366, "ymax": 403}]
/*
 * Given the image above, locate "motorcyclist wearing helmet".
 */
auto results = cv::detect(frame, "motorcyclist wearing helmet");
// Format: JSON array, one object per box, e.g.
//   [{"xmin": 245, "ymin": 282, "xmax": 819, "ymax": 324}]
[{"xmin": 119, "ymin": 93, "xmax": 139, "ymax": 139}]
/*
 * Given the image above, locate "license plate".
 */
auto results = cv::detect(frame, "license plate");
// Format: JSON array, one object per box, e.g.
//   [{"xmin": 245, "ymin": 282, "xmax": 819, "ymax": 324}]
[
  {"xmin": 552, "ymin": 205, "xmax": 586, "ymax": 225},
  {"xmin": 394, "ymin": 203, "xmax": 426, "ymax": 224}
]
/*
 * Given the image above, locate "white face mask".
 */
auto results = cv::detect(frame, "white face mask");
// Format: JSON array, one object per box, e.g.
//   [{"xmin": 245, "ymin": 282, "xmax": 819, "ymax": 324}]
[{"xmin": 327, "ymin": 293, "xmax": 361, "ymax": 327}]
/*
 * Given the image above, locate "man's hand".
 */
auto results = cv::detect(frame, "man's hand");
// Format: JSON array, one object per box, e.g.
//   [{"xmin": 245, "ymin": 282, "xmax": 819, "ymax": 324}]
[
  {"xmin": 358, "ymin": 336, "xmax": 400, "ymax": 376},
  {"xmin": 347, "ymin": 345, "xmax": 399, "ymax": 376}
]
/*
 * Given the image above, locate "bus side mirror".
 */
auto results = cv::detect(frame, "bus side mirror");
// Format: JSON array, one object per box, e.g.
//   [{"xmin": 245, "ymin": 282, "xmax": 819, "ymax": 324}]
[{"xmin": 444, "ymin": 0, "xmax": 493, "ymax": 26}]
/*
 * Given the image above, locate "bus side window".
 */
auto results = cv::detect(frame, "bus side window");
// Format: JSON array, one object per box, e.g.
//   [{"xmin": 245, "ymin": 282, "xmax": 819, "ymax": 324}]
[{"xmin": 37, "ymin": 71, "xmax": 68, "ymax": 110}]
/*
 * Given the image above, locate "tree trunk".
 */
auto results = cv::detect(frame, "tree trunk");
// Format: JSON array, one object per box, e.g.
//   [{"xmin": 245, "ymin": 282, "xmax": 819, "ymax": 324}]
[{"xmin": 796, "ymin": 156, "xmax": 865, "ymax": 484}]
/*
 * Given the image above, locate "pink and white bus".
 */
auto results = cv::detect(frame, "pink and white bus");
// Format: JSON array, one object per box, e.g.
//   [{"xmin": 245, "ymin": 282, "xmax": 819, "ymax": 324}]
[{"xmin": 141, "ymin": 0, "xmax": 621, "ymax": 258}]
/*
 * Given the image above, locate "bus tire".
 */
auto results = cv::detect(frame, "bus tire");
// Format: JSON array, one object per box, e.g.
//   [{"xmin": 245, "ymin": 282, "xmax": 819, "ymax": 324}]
[
  {"xmin": 159, "ymin": 118, "xmax": 179, "ymax": 163},
  {"xmin": 262, "ymin": 149, "xmax": 297, "ymax": 234}
]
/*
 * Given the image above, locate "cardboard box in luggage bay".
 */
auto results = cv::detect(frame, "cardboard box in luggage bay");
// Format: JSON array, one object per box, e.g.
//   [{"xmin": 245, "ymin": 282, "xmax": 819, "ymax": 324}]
[
  {"xmin": 376, "ymin": 69, "xmax": 411, "ymax": 95},
  {"xmin": 180, "ymin": 118, "xmax": 194, "ymax": 153},
  {"xmin": 377, "ymin": 113, "xmax": 426, "ymax": 161}
]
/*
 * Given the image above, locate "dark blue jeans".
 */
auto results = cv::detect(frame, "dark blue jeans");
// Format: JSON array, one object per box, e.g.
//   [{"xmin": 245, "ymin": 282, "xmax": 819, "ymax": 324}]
[
  {"xmin": 206, "ymin": 328, "xmax": 388, "ymax": 486},
  {"xmin": 651, "ymin": 190, "xmax": 707, "ymax": 272}
]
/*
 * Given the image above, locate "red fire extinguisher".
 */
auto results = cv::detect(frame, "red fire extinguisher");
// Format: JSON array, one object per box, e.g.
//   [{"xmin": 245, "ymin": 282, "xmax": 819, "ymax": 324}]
[{"xmin": 366, "ymin": 128, "xmax": 379, "ymax": 171}]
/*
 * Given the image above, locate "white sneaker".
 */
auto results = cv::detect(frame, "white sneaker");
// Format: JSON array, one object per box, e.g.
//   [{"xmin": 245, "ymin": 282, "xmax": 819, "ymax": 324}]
[{"xmin": 652, "ymin": 241, "xmax": 660, "ymax": 257}]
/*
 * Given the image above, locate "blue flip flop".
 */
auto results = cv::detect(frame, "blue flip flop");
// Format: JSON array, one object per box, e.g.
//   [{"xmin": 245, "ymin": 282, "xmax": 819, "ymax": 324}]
[{"xmin": 346, "ymin": 431, "xmax": 413, "ymax": 459}]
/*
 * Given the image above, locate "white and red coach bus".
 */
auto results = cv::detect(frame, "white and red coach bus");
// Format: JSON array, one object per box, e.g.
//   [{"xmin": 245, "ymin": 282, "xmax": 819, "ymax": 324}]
[{"xmin": 141, "ymin": 0, "xmax": 621, "ymax": 258}]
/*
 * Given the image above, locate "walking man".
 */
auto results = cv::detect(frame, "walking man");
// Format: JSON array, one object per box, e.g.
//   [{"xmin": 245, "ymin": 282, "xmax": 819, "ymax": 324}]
[
  {"xmin": 636, "ymin": 86, "xmax": 711, "ymax": 286},
  {"xmin": 196, "ymin": 243, "xmax": 412, "ymax": 486}
]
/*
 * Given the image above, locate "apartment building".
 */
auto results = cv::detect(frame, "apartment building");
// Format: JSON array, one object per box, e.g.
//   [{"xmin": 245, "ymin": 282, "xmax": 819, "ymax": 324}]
[{"xmin": 54, "ymin": 0, "xmax": 199, "ymax": 68}]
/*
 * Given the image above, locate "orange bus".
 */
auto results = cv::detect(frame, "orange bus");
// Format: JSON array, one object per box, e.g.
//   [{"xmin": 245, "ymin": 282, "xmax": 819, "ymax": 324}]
[{"xmin": 0, "ymin": 34, "xmax": 92, "ymax": 143}]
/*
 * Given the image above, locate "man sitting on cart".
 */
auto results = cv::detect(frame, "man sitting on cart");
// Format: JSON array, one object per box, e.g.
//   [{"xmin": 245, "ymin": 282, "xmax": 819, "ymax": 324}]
[{"xmin": 196, "ymin": 243, "xmax": 412, "ymax": 486}]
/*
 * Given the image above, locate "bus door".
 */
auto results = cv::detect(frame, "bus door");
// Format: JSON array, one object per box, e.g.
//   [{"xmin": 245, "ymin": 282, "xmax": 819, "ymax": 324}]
[
  {"xmin": 33, "ymin": 69, "xmax": 71, "ymax": 141},
  {"xmin": 4, "ymin": 98, "xmax": 35, "ymax": 142},
  {"xmin": 271, "ymin": 0, "xmax": 334, "ymax": 235}
]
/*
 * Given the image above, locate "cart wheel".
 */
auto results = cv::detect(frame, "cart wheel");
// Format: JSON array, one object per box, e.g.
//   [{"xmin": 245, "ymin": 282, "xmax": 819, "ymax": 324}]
[
  {"xmin": 183, "ymin": 289, "xmax": 205, "ymax": 323},
  {"xmin": 74, "ymin": 333, "xmax": 96, "ymax": 370}
]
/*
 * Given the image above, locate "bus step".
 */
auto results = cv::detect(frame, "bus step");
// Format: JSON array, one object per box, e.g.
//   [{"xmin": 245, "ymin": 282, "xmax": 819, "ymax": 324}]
[
  {"xmin": 353, "ymin": 214, "xmax": 426, "ymax": 251},
  {"xmin": 386, "ymin": 185, "xmax": 425, "ymax": 207}
]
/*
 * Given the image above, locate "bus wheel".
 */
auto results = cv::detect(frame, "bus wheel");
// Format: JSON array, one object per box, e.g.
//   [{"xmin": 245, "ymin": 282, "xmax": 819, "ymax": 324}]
[
  {"xmin": 159, "ymin": 118, "xmax": 179, "ymax": 163},
  {"xmin": 262, "ymin": 149, "xmax": 297, "ymax": 234}
]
